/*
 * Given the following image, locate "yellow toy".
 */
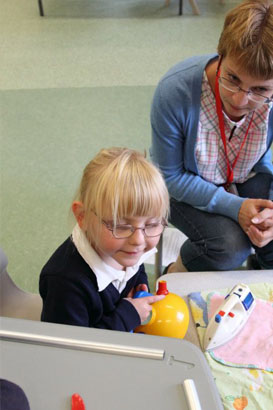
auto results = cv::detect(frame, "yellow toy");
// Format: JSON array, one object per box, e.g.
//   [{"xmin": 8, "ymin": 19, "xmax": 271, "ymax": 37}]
[{"xmin": 134, "ymin": 281, "xmax": 189, "ymax": 339}]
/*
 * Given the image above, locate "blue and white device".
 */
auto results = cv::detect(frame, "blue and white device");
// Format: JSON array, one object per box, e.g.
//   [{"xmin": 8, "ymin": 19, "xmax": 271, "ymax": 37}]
[{"xmin": 203, "ymin": 283, "xmax": 256, "ymax": 351}]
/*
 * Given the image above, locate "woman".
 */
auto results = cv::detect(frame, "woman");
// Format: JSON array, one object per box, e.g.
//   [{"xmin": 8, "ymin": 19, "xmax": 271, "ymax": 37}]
[{"xmin": 151, "ymin": 0, "xmax": 273, "ymax": 271}]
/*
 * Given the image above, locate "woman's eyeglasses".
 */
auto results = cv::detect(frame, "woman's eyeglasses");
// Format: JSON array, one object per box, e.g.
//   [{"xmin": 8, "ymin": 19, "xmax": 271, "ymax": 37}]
[
  {"xmin": 218, "ymin": 76, "xmax": 273, "ymax": 104},
  {"xmin": 102, "ymin": 220, "xmax": 168, "ymax": 239}
]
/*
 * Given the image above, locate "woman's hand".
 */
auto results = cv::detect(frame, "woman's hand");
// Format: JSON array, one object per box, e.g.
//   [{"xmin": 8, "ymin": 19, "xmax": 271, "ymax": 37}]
[
  {"xmin": 238, "ymin": 199, "xmax": 273, "ymax": 233},
  {"xmin": 126, "ymin": 294, "xmax": 165, "ymax": 323},
  {"xmin": 247, "ymin": 208, "xmax": 273, "ymax": 247},
  {"xmin": 239, "ymin": 200, "xmax": 273, "ymax": 247}
]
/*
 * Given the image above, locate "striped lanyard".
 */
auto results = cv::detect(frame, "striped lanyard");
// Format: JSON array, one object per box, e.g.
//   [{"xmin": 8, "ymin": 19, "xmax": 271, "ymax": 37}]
[{"xmin": 215, "ymin": 63, "xmax": 254, "ymax": 190}]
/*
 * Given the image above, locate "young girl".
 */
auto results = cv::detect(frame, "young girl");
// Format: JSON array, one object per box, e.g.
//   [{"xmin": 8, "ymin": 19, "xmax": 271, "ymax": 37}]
[{"xmin": 39, "ymin": 147, "xmax": 169, "ymax": 332}]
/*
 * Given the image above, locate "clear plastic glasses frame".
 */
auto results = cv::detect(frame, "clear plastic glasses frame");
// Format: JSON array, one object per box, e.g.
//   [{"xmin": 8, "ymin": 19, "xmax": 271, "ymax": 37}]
[
  {"xmin": 218, "ymin": 76, "xmax": 273, "ymax": 104},
  {"xmin": 102, "ymin": 220, "xmax": 168, "ymax": 239}
]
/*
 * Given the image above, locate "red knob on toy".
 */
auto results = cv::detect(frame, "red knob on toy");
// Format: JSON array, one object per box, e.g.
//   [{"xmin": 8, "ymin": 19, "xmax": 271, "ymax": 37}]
[
  {"xmin": 135, "ymin": 279, "xmax": 189, "ymax": 339},
  {"xmin": 156, "ymin": 280, "xmax": 169, "ymax": 295}
]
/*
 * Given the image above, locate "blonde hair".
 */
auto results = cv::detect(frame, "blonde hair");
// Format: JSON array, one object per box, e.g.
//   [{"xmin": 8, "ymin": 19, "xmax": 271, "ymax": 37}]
[
  {"xmin": 217, "ymin": 0, "xmax": 273, "ymax": 79},
  {"xmin": 74, "ymin": 147, "xmax": 169, "ymax": 227}
]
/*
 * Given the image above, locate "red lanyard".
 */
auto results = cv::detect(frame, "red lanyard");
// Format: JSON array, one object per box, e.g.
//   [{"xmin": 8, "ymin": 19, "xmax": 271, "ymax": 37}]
[{"xmin": 215, "ymin": 67, "xmax": 254, "ymax": 189}]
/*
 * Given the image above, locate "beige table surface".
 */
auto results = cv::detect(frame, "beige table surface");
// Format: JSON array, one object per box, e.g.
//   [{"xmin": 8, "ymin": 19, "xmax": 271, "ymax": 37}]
[{"xmin": 156, "ymin": 269, "xmax": 273, "ymax": 348}]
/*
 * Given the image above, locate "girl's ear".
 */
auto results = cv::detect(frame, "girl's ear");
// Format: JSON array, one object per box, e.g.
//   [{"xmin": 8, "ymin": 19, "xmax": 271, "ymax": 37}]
[{"xmin": 72, "ymin": 201, "xmax": 86, "ymax": 229}]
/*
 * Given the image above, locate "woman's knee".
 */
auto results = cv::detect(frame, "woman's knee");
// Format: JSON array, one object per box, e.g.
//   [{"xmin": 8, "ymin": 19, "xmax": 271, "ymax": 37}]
[
  {"xmin": 170, "ymin": 198, "xmax": 252, "ymax": 271},
  {"xmin": 181, "ymin": 232, "xmax": 251, "ymax": 271}
]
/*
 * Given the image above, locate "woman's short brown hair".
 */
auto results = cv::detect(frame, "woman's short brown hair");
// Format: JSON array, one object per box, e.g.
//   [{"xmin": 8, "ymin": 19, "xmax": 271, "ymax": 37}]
[{"xmin": 218, "ymin": 0, "xmax": 273, "ymax": 79}]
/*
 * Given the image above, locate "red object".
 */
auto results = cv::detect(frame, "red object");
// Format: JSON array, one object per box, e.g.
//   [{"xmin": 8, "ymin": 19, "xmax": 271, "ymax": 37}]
[
  {"xmin": 228, "ymin": 312, "xmax": 235, "ymax": 317},
  {"xmin": 71, "ymin": 394, "xmax": 86, "ymax": 410},
  {"xmin": 156, "ymin": 280, "xmax": 169, "ymax": 295},
  {"xmin": 215, "ymin": 60, "xmax": 253, "ymax": 189},
  {"xmin": 218, "ymin": 310, "xmax": 225, "ymax": 316}
]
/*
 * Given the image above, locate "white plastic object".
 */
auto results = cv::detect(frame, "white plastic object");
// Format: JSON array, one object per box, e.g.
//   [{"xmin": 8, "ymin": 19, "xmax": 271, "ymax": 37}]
[{"xmin": 203, "ymin": 283, "xmax": 256, "ymax": 351}]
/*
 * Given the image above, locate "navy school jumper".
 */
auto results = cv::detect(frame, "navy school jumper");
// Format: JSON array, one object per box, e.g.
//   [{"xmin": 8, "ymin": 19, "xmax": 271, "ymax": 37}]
[{"xmin": 39, "ymin": 237, "xmax": 149, "ymax": 331}]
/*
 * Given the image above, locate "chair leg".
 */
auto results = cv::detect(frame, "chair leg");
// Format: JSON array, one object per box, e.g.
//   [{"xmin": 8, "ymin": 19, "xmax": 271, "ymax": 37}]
[
  {"xmin": 38, "ymin": 0, "xmax": 44, "ymax": 16},
  {"xmin": 180, "ymin": 0, "xmax": 200, "ymax": 15},
  {"xmin": 155, "ymin": 236, "xmax": 163, "ymax": 278},
  {"xmin": 188, "ymin": 0, "xmax": 200, "ymax": 15},
  {"xmin": 179, "ymin": 0, "xmax": 183, "ymax": 15}
]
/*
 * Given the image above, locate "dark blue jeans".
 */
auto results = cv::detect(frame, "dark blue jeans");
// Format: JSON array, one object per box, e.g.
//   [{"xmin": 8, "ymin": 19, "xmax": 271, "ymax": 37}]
[{"xmin": 170, "ymin": 173, "xmax": 273, "ymax": 271}]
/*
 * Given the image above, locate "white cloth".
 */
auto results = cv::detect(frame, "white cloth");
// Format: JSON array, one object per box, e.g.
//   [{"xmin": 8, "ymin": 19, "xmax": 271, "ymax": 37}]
[{"xmin": 72, "ymin": 224, "xmax": 156, "ymax": 293}]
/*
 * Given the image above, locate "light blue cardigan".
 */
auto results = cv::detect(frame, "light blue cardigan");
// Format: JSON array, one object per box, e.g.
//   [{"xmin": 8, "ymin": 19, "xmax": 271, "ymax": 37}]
[{"xmin": 150, "ymin": 54, "xmax": 273, "ymax": 222}]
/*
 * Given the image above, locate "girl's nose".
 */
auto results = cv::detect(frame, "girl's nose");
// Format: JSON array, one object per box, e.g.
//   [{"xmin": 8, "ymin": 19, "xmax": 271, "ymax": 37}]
[{"xmin": 128, "ymin": 228, "xmax": 145, "ymax": 244}]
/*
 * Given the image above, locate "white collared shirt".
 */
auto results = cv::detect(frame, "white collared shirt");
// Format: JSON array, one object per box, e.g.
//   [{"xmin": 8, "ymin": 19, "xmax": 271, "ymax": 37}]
[{"xmin": 72, "ymin": 224, "xmax": 156, "ymax": 293}]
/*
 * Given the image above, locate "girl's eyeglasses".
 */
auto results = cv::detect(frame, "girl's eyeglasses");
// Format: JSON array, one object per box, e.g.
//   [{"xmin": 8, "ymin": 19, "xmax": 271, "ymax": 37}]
[{"xmin": 102, "ymin": 220, "xmax": 168, "ymax": 239}]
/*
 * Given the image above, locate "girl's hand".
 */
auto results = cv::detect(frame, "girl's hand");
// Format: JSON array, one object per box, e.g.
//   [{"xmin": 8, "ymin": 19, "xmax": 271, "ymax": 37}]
[
  {"xmin": 126, "ymin": 283, "xmax": 149, "ymax": 299},
  {"xmin": 126, "ymin": 294, "xmax": 165, "ymax": 323},
  {"xmin": 238, "ymin": 199, "xmax": 273, "ymax": 233}
]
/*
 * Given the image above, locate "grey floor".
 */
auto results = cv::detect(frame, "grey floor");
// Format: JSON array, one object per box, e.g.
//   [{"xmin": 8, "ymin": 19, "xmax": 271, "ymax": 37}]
[{"xmin": 1, "ymin": 0, "xmax": 239, "ymax": 293}]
